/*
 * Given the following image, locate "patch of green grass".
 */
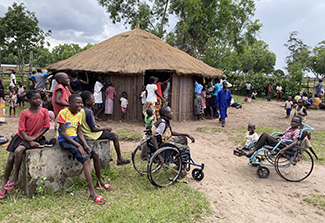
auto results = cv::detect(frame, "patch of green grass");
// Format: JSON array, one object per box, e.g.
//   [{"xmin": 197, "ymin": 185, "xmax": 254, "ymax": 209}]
[
  {"xmin": 232, "ymin": 94, "xmax": 264, "ymax": 105},
  {"xmin": 115, "ymin": 129, "xmax": 142, "ymax": 141},
  {"xmin": 0, "ymin": 147, "xmax": 211, "ymax": 222},
  {"xmin": 304, "ymin": 194, "xmax": 325, "ymax": 210},
  {"xmin": 310, "ymin": 131, "xmax": 325, "ymax": 164}
]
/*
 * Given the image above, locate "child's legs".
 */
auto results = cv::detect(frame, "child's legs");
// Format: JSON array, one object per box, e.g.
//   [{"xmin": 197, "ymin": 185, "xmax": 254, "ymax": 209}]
[
  {"xmin": 286, "ymin": 108, "xmax": 291, "ymax": 117},
  {"xmin": 1, "ymin": 152, "xmax": 15, "ymax": 189},
  {"xmin": 10, "ymin": 145, "xmax": 27, "ymax": 182},
  {"xmin": 9, "ymin": 106, "xmax": 12, "ymax": 115},
  {"xmin": 83, "ymin": 159, "xmax": 98, "ymax": 198},
  {"xmin": 98, "ymin": 131, "xmax": 123, "ymax": 160}
]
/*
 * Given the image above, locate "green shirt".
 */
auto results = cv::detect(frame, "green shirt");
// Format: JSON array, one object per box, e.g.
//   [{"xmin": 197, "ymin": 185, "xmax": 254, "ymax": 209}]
[{"xmin": 145, "ymin": 115, "xmax": 154, "ymax": 129}]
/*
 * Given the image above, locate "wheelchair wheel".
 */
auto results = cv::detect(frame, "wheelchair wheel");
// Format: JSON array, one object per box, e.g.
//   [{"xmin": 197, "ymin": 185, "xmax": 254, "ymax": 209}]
[
  {"xmin": 264, "ymin": 150, "xmax": 275, "ymax": 164},
  {"xmin": 257, "ymin": 166, "xmax": 270, "ymax": 178},
  {"xmin": 132, "ymin": 145, "xmax": 150, "ymax": 175},
  {"xmin": 274, "ymin": 149, "xmax": 314, "ymax": 182},
  {"xmin": 192, "ymin": 168, "xmax": 204, "ymax": 181},
  {"xmin": 147, "ymin": 146, "xmax": 182, "ymax": 188}
]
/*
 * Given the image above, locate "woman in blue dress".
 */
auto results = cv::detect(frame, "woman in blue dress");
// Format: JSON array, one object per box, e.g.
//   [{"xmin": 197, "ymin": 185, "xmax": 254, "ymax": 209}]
[{"xmin": 216, "ymin": 81, "xmax": 232, "ymax": 127}]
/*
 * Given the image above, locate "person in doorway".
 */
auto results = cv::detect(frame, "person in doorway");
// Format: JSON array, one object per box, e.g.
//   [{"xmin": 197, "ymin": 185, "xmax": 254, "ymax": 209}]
[
  {"xmin": 93, "ymin": 75, "xmax": 105, "ymax": 120},
  {"xmin": 146, "ymin": 76, "xmax": 164, "ymax": 122},
  {"xmin": 104, "ymin": 81, "xmax": 116, "ymax": 121}
]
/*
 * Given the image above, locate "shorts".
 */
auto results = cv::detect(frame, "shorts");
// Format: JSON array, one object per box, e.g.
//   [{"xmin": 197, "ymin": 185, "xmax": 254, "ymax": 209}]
[
  {"xmin": 98, "ymin": 130, "xmax": 116, "ymax": 141},
  {"xmin": 93, "ymin": 103, "xmax": 104, "ymax": 110},
  {"xmin": 59, "ymin": 136, "xmax": 97, "ymax": 164},
  {"xmin": 121, "ymin": 107, "xmax": 127, "ymax": 113},
  {"xmin": 6, "ymin": 134, "xmax": 46, "ymax": 152}
]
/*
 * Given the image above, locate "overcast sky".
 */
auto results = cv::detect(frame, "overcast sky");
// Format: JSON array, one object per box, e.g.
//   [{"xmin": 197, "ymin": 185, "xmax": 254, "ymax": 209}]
[{"xmin": 1, "ymin": 0, "xmax": 324, "ymax": 73}]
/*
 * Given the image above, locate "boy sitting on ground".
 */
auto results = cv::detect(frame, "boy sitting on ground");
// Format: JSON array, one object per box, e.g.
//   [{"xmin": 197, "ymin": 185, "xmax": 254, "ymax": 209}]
[
  {"xmin": 80, "ymin": 91, "xmax": 130, "ymax": 166},
  {"xmin": 57, "ymin": 94, "xmax": 111, "ymax": 204},
  {"xmin": 150, "ymin": 106, "xmax": 195, "ymax": 178},
  {"xmin": 1, "ymin": 90, "xmax": 50, "ymax": 199}
]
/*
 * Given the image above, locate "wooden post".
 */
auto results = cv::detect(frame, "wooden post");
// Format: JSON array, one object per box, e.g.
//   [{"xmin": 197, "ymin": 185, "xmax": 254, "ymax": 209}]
[{"xmin": 29, "ymin": 50, "xmax": 33, "ymax": 72}]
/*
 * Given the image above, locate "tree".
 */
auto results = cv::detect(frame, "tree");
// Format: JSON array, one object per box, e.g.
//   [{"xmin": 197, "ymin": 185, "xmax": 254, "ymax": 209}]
[
  {"xmin": 52, "ymin": 44, "xmax": 82, "ymax": 62},
  {"xmin": 308, "ymin": 41, "xmax": 325, "ymax": 78},
  {"xmin": 284, "ymin": 31, "xmax": 310, "ymax": 71},
  {"xmin": 0, "ymin": 3, "xmax": 51, "ymax": 70}
]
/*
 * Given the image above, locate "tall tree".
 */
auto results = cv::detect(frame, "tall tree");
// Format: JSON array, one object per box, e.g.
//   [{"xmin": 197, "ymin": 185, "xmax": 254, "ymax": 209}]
[
  {"xmin": 51, "ymin": 44, "xmax": 82, "ymax": 62},
  {"xmin": 308, "ymin": 41, "xmax": 325, "ymax": 78},
  {"xmin": 284, "ymin": 31, "xmax": 310, "ymax": 71},
  {"xmin": 0, "ymin": 3, "xmax": 51, "ymax": 70}
]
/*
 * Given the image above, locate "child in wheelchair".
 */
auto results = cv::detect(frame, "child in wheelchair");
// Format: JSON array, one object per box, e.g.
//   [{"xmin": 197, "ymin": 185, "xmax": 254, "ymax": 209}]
[
  {"xmin": 241, "ymin": 116, "xmax": 302, "ymax": 157},
  {"xmin": 234, "ymin": 123, "xmax": 259, "ymax": 155},
  {"xmin": 150, "ymin": 106, "xmax": 195, "ymax": 178}
]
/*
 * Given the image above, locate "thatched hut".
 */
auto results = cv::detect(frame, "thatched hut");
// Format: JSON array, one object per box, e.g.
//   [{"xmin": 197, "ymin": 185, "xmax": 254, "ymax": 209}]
[{"xmin": 47, "ymin": 23, "xmax": 223, "ymax": 121}]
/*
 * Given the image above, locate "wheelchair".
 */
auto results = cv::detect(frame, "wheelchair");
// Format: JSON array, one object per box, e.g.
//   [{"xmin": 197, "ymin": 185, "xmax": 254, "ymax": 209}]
[
  {"xmin": 235, "ymin": 123, "xmax": 315, "ymax": 182},
  {"xmin": 132, "ymin": 131, "xmax": 205, "ymax": 188}
]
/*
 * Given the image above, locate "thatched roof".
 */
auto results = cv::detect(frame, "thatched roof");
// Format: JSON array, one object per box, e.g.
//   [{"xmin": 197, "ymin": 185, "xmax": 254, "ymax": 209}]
[{"xmin": 47, "ymin": 25, "xmax": 223, "ymax": 78}]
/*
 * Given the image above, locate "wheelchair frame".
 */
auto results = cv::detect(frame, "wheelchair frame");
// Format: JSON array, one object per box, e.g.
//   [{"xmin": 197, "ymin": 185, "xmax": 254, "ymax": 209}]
[{"xmin": 132, "ymin": 134, "xmax": 205, "ymax": 188}]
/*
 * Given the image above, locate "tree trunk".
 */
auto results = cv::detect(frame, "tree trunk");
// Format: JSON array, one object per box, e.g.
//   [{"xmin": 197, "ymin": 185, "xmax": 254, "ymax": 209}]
[{"xmin": 29, "ymin": 50, "xmax": 33, "ymax": 73}]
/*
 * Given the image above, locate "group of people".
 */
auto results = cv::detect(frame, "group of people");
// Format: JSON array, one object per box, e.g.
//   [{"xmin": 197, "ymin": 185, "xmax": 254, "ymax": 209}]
[
  {"xmin": 0, "ymin": 71, "xmax": 133, "ymax": 204},
  {"xmin": 193, "ymin": 75, "xmax": 232, "ymax": 127}
]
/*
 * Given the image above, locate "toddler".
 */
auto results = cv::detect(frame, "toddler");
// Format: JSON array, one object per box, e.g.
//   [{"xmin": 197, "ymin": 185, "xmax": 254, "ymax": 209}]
[
  {"xmin": 8, "ymin": 86, "xmax": 17, "ymax": 117},
  {"xmin": 120, "ymin": 91, "xmax": 128, "ymax": 122},
  {"xmin": 17, "ymin": 81, "xmax": 25, "ymax": 107},
  {"xmin": 284, "ymin": 96, "xmax": 293, "ymax": 118},
  {"xmin": 234, "ymin": 123, "xmax": 259, "ymax": 155}
]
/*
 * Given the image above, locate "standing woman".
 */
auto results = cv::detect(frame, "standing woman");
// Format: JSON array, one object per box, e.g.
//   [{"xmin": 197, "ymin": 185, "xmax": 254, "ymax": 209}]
[
  {"xmin": 194, "ymin": 79, "xmax": 204, "ymax": 120},
  {"xmin": 216, "ymin": 81, "xmax": 232, "ymax": 127},
  {"xmin": 146, "ymin": 76, "xmax": 163, "ymax": 122}
]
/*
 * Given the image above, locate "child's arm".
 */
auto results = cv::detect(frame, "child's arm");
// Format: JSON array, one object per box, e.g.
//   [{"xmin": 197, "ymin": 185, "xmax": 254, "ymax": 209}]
[
  {"xmin": 59, "ymin": 123, "xmax": 87, "ymax": 157},
  {"xmin": 91, "ymin": 125, "xmax": 112, "ymax": 132},
  {"xmin": 77, "ymin": 126, "xmax": 92, "ymax": 153},
  {"xmin": 80, "ymin": 72, "xmax": 89, "ymax": 84},
  {"xmin": 20, "ymin": 128, "xmax": 49, "ymax": 142},
  {"xmin": 55, "ymin": 89, "xmax": 69, "ymax": 106}
]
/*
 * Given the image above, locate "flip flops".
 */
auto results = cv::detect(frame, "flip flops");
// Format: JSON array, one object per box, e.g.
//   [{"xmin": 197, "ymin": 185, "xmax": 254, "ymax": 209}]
[
  {"xmin": 116, "ymin": 158, "xmax": 130, "ymax": 166},
  {"xmin": 0, "ymin": 190, "xmax": 7, "ymax": 199},
  {"xmin": 90, "ymin": 195, "xmax": 106, "ymax": 205},
  {"xmin": 4, "ymin": 178, "xmax": 19, "ymax": 190},
  {"xmin": 96, "ymin": 183, "xmax": 113, "ymax": 191}
]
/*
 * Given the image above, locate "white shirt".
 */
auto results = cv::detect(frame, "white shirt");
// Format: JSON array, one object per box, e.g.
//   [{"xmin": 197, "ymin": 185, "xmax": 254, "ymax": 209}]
[
  {"xmin": 10, "ymin": 74, "xmax": 16, "ymax": 87},
  {"xmin": 276, "ymin": 86, "xmax": 282, "ymax": 92},
  {"xmin": 94, "ymin": 81, "xmax": 104, "ymax": 103},
  {"xmin": 245, "ymin": 132, "xmax": 259, "ymax": 147},
  {"xmin": 245, "ymin": 83, "xmax": 251, "ymax": 90},
  {"xmin": 50, "ymin": 79, "xmax": 58, "ymax": 92},
  {"xmin": 141, "ymin": 91, "xmax": 147, "ymax": 104},
  {"xmin": 120, "ymin": 97, "xmax": 128, "ymax": 108},
  {"xmin": 146, "ymin": 84, "xmax": 158, "ymax": 103}
]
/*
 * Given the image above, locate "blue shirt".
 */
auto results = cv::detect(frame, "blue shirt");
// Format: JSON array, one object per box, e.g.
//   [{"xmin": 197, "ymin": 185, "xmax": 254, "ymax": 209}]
[
  {"xmin": 194, "ymin": 81, "xmax": 203, "ymax": 94},
  {"xmin": 212, "ymin": 83, "xmax": 221, "ymax": 96}
]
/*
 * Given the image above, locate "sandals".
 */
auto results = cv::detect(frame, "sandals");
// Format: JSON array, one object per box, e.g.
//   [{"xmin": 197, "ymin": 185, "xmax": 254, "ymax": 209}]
[
  {"xmin": 4, "ymin": 178, "xmax": 19, "ymax": 190},
  {"xmin": 116, "ymin": 158, "xmax": 130, "ymax": 166},
  {"xmin": 96, "ymin": 183, "xmax": 113, "ymax": 191},
  {"xmin": 0, "ymin": 190, "xmax": 7, "ymax": 199},
  {"xmin": 90, "ymin": 195, "xmax": 106, "ymax": 205}
]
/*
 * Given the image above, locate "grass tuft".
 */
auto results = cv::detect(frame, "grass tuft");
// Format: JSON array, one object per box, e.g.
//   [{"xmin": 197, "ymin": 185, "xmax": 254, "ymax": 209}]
[
  {"xmin": 304, "ymin": 194, "xmax": 325, "ymax": 210},
  {"xmin": 115, "ymin": 129, "xmax": 142, "ymax": 141}
]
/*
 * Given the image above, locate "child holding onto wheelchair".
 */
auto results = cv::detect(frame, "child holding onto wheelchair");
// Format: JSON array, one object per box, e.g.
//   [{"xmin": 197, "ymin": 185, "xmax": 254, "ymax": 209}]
[
  {"xmin": 242, "ymin": 116, "xmax": 302, "ymax": 157},
  {"xmin": 151, "ymin": 106, "xmax": 195, "ymax": 178},
  {"xmin": 234, "ymin": 123, "xmax": 259, "ymax": 155}
]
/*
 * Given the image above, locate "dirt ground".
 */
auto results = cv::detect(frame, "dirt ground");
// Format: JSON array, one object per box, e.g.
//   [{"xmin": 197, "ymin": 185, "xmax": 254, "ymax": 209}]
[{"xmin": 1, "ymin": 100, "xmax": 325, "ymax": 222}]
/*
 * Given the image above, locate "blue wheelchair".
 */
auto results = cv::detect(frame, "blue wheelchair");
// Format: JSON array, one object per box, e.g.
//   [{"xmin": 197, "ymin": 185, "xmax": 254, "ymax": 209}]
[
  {"xmin": 132, "ymin": 131, "xmax": 205, "ymax": 188},
  {"xmin": 235, "ymin": 123, "xmax": 315, "ymax": 182}
]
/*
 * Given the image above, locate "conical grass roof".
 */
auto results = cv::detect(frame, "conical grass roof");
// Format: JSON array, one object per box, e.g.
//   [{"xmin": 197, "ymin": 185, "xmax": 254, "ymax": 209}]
[{"xmin": 47, "ymin": 26, "xmax": 223, "ymax": 78}]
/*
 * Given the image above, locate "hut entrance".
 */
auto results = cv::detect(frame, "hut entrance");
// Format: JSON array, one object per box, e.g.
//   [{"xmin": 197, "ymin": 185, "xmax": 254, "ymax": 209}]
[{"xmin": 144, "ymin": 70, "xmax": 173, "ymax": 106}]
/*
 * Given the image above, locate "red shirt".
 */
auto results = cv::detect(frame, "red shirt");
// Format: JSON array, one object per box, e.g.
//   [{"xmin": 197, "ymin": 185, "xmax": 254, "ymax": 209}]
[
  {"xmin": 156, "ymin": 82, "xmax": 163, "ymax": 100},
  {"xmin": 52, "ymin": 84, "xmax": 71, "ymax": 116},
  {"xmin": 17, "ymin": 107, "xmax": 50, "ymax": 139}
]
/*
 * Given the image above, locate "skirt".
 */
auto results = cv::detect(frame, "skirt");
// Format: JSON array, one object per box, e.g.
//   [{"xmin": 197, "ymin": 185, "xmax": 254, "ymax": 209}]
[
  {"xmin": 7, "ymin": 134, "xmax": 46, "ymax": 152},
  {"xmin": 194, "ymin": 94, "xmax": 204, "ymax": 115},
  {"xmin": 105, "ymin": 99, "xmax": 114, "ymax": 114}
]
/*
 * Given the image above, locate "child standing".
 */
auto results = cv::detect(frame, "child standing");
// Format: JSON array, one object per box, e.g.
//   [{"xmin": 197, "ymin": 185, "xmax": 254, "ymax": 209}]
[
  {"xmin": 144, "ymin": 108, "xmax": 154, "ymax": 129},
  {"xmin": 0, "ymin": 90, "xmax": 49, "ymax": 199},
  {"xmin": 17, "ymin": 81, "xmax": 25, "ymax": 107},
  {"xmin": 52, "ymin": 72, "xmax": 71, "ymax": 116},
  {"xmin": 8, "ymin": 86, "xmax": 18, "ymax": 117},
  {"xmin": 120, "ymin": 91, "xmax": 128, "ymax": 122},
  {"xmin": 57, "ymin": 94, "xmax": 110, "ymax": 204},
  {"xmin": 284, "ymin": 96, "xmax": 293, "ymax": 118},
  {"xmin": 104, "ymin": 81, "xmax": 116, "ymax": 121}
]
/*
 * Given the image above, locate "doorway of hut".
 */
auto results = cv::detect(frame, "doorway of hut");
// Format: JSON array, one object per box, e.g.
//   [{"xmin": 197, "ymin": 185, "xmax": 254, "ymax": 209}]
[{"xmin": 144, "ymin": 70, "xmax": 173, "ymax": 108}]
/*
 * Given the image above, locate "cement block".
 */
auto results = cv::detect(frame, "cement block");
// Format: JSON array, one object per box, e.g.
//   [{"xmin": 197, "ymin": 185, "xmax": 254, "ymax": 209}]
[{"xmin": 20, "ymin": 139, "xmax": 110, "ymax": 197}]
